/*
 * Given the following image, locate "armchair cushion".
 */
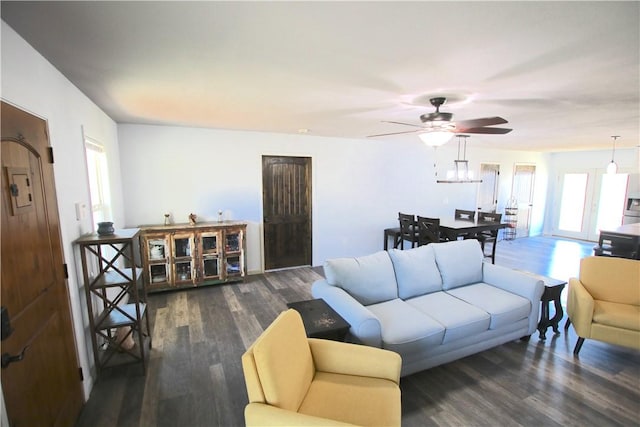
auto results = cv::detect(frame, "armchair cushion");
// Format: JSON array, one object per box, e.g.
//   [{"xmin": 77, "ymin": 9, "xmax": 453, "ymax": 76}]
[
  {"xmin": 593, "ymin": 300, "xmax": 640, "ymax": 330},
  {"xmin": 299, "ymin": 372, "xmax": 400, "ymax": 427},
  {"xmin": 324, "ymin": 250, "xmax": 398, "ymax": 305},
  {"xmin": 250, "ymin": 310, "xmax": 315, "ymax": 411}
]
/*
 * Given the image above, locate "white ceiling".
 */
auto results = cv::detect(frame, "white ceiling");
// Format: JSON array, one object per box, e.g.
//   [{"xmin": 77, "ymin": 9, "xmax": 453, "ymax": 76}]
[{"xmin": 2, "ymin": 1, "xmax": 639, "ymax": 151}]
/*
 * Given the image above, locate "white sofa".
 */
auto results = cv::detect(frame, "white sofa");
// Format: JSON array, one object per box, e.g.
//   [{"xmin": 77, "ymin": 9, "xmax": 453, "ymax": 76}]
[{"xmin": 312, "ymin": 239, "xmax": 545, "ymax": 376}]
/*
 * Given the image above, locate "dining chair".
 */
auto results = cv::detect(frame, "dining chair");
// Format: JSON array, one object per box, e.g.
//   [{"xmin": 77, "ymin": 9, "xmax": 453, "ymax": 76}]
[
  {"xmin": 476, "ymin": 212, "xmax": 502, "ymax": 263},
  {"xmin": 454, "ymin": 209, "xmax": 476, "ymax": 221},
  {"xmin": 398, "ymin": 212, "xmax": 419, "ymax": 249},
  {"xmin": 416, "ymin": 216, "xmax": 441, "ymax": 246},
  {"xmin": 453, "ymin": 209, "xmax": 476, "ymax": 240}
]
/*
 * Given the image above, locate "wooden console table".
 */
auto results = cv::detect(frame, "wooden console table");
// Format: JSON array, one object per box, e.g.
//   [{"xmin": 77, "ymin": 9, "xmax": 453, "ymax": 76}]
[{"xmin": 139, "ymin": 221, "xmax": 247, "ymax": 293}]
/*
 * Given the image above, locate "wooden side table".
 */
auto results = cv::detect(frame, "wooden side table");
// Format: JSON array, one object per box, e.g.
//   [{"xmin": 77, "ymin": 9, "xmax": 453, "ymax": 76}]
[
  {"xmin": 538, "ymin": 281, "xmax": 567, "ymax": 340},
  {"xmin": 286, "ymin": 299, "xmax": 351, "ymax": 341},
  {"xmin": 515, "ymin": 270, "xmax": 567, "ymax": 340}
]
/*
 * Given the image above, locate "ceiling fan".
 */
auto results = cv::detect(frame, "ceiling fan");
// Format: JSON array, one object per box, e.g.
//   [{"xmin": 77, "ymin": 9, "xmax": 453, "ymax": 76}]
[{"xmin": 367, "ymin": 97, "xmax": 512, "ymax": 145}]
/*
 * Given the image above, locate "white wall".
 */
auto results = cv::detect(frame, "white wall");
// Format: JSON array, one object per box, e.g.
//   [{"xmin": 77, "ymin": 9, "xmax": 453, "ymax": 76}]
[
  {"xmin": 1, "ymin": 21, "xmax": 123, "ymax": 399},
  {"xmin": 119, "ymin": 124, "xmax": 549, "ymax": 267}
]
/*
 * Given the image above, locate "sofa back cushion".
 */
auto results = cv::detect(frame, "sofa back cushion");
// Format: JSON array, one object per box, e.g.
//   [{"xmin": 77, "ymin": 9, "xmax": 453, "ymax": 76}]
[
  {"xmin": 388, "ymin": 245, "xmax": 443, "ymax": 299},
  {"xmin": 432, "ymin": 239, "xmax": 484, "ymax": 290},
  {"xmin": 324, "ymin": 250, "xmax": 398, "ymax": 305}
]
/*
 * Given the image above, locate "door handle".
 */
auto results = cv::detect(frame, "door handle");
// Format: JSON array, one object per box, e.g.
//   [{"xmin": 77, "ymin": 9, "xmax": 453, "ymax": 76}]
[{"xmin": 1, "ymin": 345, "xmax": 29, "ymax": 369}]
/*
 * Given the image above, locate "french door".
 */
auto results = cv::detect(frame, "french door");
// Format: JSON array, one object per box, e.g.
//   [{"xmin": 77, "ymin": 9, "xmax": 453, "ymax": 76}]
[{"xmin": 554, "ymin": 169, "xmax": 629, "ymax": 241}]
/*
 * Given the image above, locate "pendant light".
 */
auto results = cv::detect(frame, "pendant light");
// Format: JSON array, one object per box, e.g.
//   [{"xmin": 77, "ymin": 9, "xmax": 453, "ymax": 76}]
[
  {"xmin": 437, "ymin": 135, "xmax": 482, "ymax": 183},
  {"xmin": 606, "ymin": 135, "xmax": 620, "ymax": 174}
]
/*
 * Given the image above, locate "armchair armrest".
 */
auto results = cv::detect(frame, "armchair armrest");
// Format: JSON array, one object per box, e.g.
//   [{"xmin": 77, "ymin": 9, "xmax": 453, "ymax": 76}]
[
  {"xmin": 245, "ymin": 402, "xmax": 355, "ymax": 426},
  {"xmin": 308, "ymin": 338, "xmax": 401, "ymax": 384},
  {"xmin": 311, "ymin": 280, "xmax": 382, "ymax": 347},
  {"xmin": 567, "ymin": 277, "xmax": 595, "ymax": 337}
]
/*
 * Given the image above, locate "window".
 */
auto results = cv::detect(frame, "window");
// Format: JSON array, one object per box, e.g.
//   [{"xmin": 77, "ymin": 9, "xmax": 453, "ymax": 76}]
[{"xmin": 84, "ymin": 138, "xmax": 112, "ymax": 229}]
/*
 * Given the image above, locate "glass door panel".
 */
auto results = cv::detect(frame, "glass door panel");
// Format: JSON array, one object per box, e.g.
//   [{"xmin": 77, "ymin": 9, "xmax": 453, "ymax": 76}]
[
  {"xmin": 149, "ymin": 264, "xmax": 168, "ymax": 284},
  {"xmin": 201, "ymin": 232, "xmax": 219, "ymax": 255},
  {"xmin": 174, "ymin": 261, "xmax": 192, "ymax": 282},
  {"xmin": 225, "ymin": 255, "xmax": 242, "ymax": 276},
  {"xmin": 202, "ymin": 257, "xmax": 220, "ymax": 279},
  {"xmin": 558, "ymin": 173, "xmax": 589, "ymax": 234},
  {"xmin": 225, "ymin": 232, "xmax": 241, "ymax": 253}
]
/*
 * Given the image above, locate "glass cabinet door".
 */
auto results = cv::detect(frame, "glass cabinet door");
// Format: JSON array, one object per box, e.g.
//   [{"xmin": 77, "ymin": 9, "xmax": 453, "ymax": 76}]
[
  {"xmin": 225, "ymin": 231, "xmax": 241, "ymax": 253},
  {"xmin": 172, "ymin": 233, "xmax": 194, "ymax": 283},
  {"xmin": 202, "ymin": 257, "xmax": 220, "ymax": 279},
  {"xmin": 201, "ymin": 231, "xmax": 220, "ymax": 255},
  {"xmin": 225, "ymin": 255, "xmax": 242, "ymax": 276},
  {"xmin": 146, "ymin": 236, "xmax": 169, "ymax": 286}
]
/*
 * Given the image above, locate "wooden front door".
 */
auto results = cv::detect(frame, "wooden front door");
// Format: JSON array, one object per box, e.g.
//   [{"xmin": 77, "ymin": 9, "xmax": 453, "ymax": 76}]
[
  {"xmin": 262, "ymin": 156, "xmax": 312, "ymax": 270},
  {"xmin": 1, "ymin": 102, "xmax": 84, "ymax": 426}
]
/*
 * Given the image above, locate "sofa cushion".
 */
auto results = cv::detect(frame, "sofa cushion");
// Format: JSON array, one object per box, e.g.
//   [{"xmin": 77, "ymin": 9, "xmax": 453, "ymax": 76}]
[
  {"xmin": 593, "ymin": 300, "xmax": 640, "ymax": 330},
  {"xmin": 406, "ymin": 292, "xmax": 491, "ymax": 344},
  {"xmin": 446, "ymin": 283, "xmax": 531, "ymax": 329},
  {"xmin": 324, "ymin": 251, "xmax": 398, "ymax": 306},
  {"xmin": 432, "ymin": 239, "xmax": 484, "ymax": 290},
  {"xmin": 388, "ymin": 245, "xmax": 443, "ymax": 299},
  {"xmin": 366, "ymin": 299, "xmax": 445, "ymax": 350}
]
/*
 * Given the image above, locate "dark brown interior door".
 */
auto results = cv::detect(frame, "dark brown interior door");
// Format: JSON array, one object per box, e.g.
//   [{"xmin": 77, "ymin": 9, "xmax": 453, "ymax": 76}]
[
  {"xmin": 262, "ymin": 156, "xmax": 312, "ymax": 270},
  {"xmin": 1, "ymin": 101, "xmax": 83, "ymax": 426}
]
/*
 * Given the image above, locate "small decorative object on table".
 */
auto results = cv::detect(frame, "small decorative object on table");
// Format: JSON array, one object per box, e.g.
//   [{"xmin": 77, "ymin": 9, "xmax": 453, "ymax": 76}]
[
  {"xmin": 218, "ymin": 210, "xmax": 223, "ymax": 222},
  {"xmin": 188, "ymin": 213, "xmax": 197, "ymax": 225},
  {"xmin": 96, "ymin": 221, "xmax": 114, "ymax": 236},
  {"xmin": 164, "ymin": 213, "xmax": 171, "ymax": 226}
]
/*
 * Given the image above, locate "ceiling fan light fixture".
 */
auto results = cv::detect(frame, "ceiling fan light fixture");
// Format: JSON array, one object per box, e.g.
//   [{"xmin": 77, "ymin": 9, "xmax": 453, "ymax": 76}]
[{"xmin": 418, "ymin": 130, "xmax": 454, "ymax": 147}]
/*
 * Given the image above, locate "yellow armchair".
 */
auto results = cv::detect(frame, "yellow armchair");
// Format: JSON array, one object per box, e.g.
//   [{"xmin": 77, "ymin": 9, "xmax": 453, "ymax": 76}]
[
  {"xmin": 567, "ymin": 256, "xmax": 640, "ymax": 355},
  {"xmin": 241, "ymin": 309, "xmax": 402, "ymax": 426}
]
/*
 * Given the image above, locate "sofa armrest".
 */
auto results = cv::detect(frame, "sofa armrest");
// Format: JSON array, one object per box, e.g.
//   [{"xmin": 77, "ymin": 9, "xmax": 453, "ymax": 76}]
[
  {"xmin": 308, "ymin": 338, "xmax": 401, "ymax": 384},
  {"xmin": 311, "ymin": 280, "xmax": 382, "ymax": 347},
  {"xmin": 566, "ymin": 277, "xmax": 595, "ymax": 338},
  {"xmin": 245, "ymin": 402, "xmax": 355, "ymax": 426},
  {"xmin": 482, "ymin": 263, "xmax": 545, "ymax": 303}
]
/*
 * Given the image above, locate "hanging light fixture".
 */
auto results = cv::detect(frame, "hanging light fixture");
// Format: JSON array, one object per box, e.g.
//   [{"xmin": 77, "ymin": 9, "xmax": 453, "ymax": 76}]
[
  {"xmin": 606, "ymin": 135, "xmax": 620, "ymax": 174},
  {"xmin": 437, "ymin": 135, "xmax": 482, "ymax": 183}
]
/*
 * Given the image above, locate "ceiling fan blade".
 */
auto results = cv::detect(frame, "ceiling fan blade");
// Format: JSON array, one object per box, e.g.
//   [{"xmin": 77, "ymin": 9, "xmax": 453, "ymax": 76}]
[
  {"xmin": 455, "ymin": 117, "xmax": 508, "ymax": 130},
  {"xmin": 456, "ymin": 127, "xmax": 513, "ymax": 135},
  {"xmin": 367, "ymin": 129, "xmax": 420, "ymax": 138},
  {"xmin": 381, "ymin": 120, "xmax": 425, "ymax": 129}
]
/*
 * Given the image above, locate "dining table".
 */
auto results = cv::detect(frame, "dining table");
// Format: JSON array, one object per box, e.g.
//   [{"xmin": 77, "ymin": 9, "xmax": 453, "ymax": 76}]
[
  {"xmin": 438, "ymin": 218, "xmax": 509, "ymax": 242},
  {"xmin": 383, "ymin": 217, "xmax": 508, "ymax": 250}
]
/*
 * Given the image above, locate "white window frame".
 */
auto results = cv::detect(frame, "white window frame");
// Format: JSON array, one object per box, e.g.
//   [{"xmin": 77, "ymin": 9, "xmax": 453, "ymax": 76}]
[{"xmin": 84, "ymin": 137, "xmax": 112, "ymax": 230}]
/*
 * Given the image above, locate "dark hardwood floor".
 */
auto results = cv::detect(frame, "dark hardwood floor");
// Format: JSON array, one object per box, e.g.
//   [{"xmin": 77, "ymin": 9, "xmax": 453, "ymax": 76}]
[{"xmin": 75, "ymin": 236, "xmax": 639, "ymax": 427}]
